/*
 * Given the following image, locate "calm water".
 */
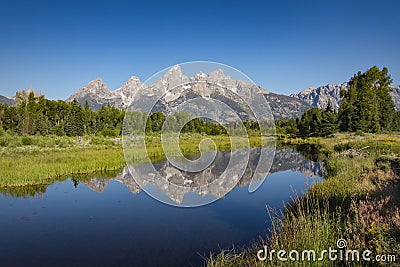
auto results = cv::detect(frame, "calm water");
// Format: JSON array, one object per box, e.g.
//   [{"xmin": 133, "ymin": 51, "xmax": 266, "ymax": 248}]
[{"xmin": 0, "ymin": 148, "xmax": 323, "ymax": 267}]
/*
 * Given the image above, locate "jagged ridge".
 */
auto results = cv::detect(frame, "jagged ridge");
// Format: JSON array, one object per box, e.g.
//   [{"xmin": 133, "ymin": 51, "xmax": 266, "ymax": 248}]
[
  {"xmin": 67, "ymin": 65, "xmax": 311, "ymax": 118},
  {"xmin": 0, "ymin": 95, "xmax": 15, "ymax": 105},
  {"xmin": 291, "ymin": 83, "xmax": 400, "ymax": 111}
]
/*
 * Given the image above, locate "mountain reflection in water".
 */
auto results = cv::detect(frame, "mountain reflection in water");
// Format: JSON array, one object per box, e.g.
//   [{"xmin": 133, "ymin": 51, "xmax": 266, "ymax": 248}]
[
  {"xmin": 0, "ymin": 148, "xmax": 324, "ymax": 200},
  {"xmin": 0, "ymin": 147, "xmax": 324, "ymax": 267},
  {"xmin": 83, "ymin": 147, "xmax": 323, "ymax": 205}
]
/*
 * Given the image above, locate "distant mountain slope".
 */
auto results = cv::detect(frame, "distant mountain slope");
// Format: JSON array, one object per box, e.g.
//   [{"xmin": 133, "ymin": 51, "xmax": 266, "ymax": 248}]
[
  {"xmin": 0, "ymin": 95, "xmax": 15, "ymax": 105},
  {"xmin": 263, "ymin": 91, "xmax": 311, "ymax": 119},
  {"xmin": 390, "ymin": 86, "xmax": 400, "ymax": 111},
  {"xmin": 67, "ymin": 66, "xmax": 311, "ymax": 118},
  {"xmin": 291, "ymin": 83, "xmax": 400, "ymax": 111},
  {"xmin": 66, "ymin": 76, "xmax": 142, "ymax": 110},
  {"xmin": 290, "ymin": 83, "xmax": 348, "ymax": 110}
]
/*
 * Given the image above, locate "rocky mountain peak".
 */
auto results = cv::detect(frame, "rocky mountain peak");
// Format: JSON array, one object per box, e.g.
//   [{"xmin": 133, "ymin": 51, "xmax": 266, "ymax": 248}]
[
  {"xmin": 66, "ymin": 78, "xmax": 116, "ymax": 109},
  {"xmin": 152, "ymin": 65, "xmax": 189, "ymax": 92},
  {"xmin": 164, "ymin": 65, "xmax": 185, "ymax": 79},
  {"xmin": 291, "ymin": 82, "xmax": 400, "ymax": 111},
  {"xmin": 208, "ymin": 69, "xmax": 230, "ymax": 83},
  {"xmin": 124, "ymin": 76, "xmax": 141, "ymax": 85},
  {"xmin": 78, "ymin": 78, "xmax": 110, "ymax": 95},
  {"xmin": 191, "ymin": 71, "xmax": 207, "ymax": 81},
  {"xmin": 115, "ymin": 76, "xmax": 144, "ymax": 107},
  {"xmin": 118, "ymin": 76, "xmax": 143, "ymax": 93},
  {"xmin": 87, "ymin": 78, "xmax": 106, "ymax": 88},
  {"xmin": 291, "ymin": 82, "xmax": 349, "ymax": 110}
]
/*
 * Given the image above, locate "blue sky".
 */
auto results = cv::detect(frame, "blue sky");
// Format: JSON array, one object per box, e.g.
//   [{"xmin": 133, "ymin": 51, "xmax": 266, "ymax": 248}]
[{"xmin": 0, "ymin": 0, "xmax": 399, "ymax": 100}]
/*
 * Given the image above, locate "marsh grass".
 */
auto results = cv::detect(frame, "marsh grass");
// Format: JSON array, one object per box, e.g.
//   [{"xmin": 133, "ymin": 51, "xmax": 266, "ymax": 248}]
[
  {"xmin": 0, "ymin": 147, "xmax": 125, "ymax": 187},
  {"xmin": 207, "ymin": 133, "xmax": 400, "ymax": 267},
  {"xmin": 0, "ymin": 133, "xmax": 269, "ymax": 187}
]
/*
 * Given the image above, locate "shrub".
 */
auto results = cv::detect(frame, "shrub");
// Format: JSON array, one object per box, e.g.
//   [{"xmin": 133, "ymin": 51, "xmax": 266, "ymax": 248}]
[
  {"xmin": 51, "ymin": 125, "xmax": 65, "ymax": 136},
  {"xmin": 355, "ymin": 130, "xmax": 365, "ymax": 136},
  {"xmin": 333, "ymin": 142, "xmax": 353, "ymax": 152},
  {"xmin": 0, "ymin": 136, "xmax": 9, "ymax": 147},
  {"xmin": 21, "ymin": 136, "xmax": 33, "ymax": 146},
  {"xmin": 101, "ymin": 129, "xmax": 117, "ymax": 137}
]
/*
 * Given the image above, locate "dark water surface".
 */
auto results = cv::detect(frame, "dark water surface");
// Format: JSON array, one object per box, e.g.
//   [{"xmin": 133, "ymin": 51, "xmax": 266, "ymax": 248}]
[{"xmin": 0, "ymin": 148, "xmax": 323, "ymax": 267}]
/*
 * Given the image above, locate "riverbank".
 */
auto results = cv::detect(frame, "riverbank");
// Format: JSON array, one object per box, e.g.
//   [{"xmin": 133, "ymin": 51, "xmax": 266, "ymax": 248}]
[
  {"xmin": 208, "ymin": 133, "xmax": 400, "ymax": 266},
  {"xmin": 0, "ymin": 133, "xmax": 265, "ymax": 187}
]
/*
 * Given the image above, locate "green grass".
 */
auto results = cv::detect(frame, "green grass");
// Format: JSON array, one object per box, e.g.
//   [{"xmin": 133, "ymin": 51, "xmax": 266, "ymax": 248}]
[
  {"xmin": 0, "ymin": 133, "xmax": 271, "ymax": 187},
  {"xmin": 0, "ymin": 147, "xmax": 125, "ymax": 187},
  {"xmin": 207, "ymin": 133, "xmax": 400, "ymax": 267},
  {"xmin": 1, "ymin": 132, "xmax": 399, "ymax": 265},
  {"xmin": 0, "ymin": 134, "xmax": 131, "ymax": 187}
]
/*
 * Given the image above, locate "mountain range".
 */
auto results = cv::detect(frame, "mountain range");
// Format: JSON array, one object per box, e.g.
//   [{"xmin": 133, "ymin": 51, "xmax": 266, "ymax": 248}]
[
  {"xmin": 291, "ymin": 83, "xmax": 400, "ymax": 111},
  {"xmin": 2, "ymin": 65, "xmax": 399, "ymax": 117},
  {"xmin": 66, "ymin": 65, "xmax": 400, "ymax": 118},
  {"xmin": 66, "ymin": 65, "xmax": 311, "ymax": 119}
]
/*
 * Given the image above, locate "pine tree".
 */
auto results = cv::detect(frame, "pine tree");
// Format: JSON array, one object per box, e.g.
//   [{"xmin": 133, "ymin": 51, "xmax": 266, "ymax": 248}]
[
  {"xmin": 376, "ymin": 67, "xmax": 395, "ymax": 131},
  {"xmin": 320, "ymin": 109, "xmax": 337, "ymax": 137},
  {"xmin": 338, "ymin": 66, "xmax": 395, "ymax": 133},
  {"xmin": 395, "ymin": 111, "xmax": 400, "ymax": 131},
  {"xmin": 64, "ymin": 99, "xmax": 84, "ymax": 136},
  {"xmin": 298, "ymin": 108, "xmax": 322, "ymax": 137},
  {"xmin": 0, "ymin": 104, "xmax": 5, "ymax": 130}
]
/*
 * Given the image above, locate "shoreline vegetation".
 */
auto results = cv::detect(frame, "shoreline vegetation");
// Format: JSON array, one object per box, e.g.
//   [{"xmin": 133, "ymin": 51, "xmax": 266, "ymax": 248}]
[
  {"xmin": 207, "ymin": 133, "xmax": 400, "ymax": 266},
  {"xmin": 0, "ymin": 132, "xmax": 268, "ymax": 187},
  {"xmin": 1, "ymin": 132, "xmax": 399, "ymax": 266}
]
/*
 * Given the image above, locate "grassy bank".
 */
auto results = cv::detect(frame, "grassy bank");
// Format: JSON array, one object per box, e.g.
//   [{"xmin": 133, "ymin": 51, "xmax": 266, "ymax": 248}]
[
  {"xmin": 0, "ymin": 147, "xmax": 125, "ymax": 187},
  {"xmin": 0, "ymin": 133, "xmax": 267, "ymax": 187},
  {"xmin": 208, "ymin": 133, "xmax": 400, "ymax": 266}
]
